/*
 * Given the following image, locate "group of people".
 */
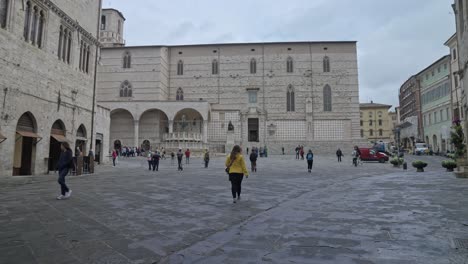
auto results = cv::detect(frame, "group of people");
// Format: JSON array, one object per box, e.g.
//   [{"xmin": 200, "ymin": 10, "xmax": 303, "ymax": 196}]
[{"xmin": 295, "ymin": 145, "xmax": 306, "ymax": 160}]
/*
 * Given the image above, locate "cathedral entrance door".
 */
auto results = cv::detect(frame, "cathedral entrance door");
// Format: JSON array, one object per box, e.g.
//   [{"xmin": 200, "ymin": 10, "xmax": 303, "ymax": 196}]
[{"xmin": 248, "ymin": 118, "xmax": 259, "ymax": 142}]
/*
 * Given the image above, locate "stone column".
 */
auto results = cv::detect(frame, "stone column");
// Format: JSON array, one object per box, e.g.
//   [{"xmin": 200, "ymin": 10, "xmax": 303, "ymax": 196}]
[
  {"xmin": 134, "ymin": 120, "xmax": 139, "ymax": 148},
  {"xmin": 169, "ymin": 120, "xmax": 174, "ymax": 134},
  {"xmin": 203, "ymin": 121, "xmax": 208, "ymax": 143}
]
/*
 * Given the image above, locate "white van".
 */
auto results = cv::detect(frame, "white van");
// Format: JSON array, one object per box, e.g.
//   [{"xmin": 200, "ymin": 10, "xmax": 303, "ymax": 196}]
[{"xmin": 415, "ymin": 143, "xmax": 429, "ymax": 155}]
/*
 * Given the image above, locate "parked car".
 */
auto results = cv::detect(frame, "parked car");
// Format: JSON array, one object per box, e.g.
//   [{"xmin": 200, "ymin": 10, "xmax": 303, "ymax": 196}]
[
  {"xmin": 359, "ymin": 148, "xmax": 389, "ymax": 163},
  {"xmin": 414, "ymin": 143, "xmax": 429, "ymax": 155}
]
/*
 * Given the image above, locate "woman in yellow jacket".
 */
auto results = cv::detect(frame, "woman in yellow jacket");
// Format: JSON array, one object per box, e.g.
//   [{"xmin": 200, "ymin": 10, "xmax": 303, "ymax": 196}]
[{"xmin": 225, "ymin": 145, "xmax": 249, "ymax": 203}]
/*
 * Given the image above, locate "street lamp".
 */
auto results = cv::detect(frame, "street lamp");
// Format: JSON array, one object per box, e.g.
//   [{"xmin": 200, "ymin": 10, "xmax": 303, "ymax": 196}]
[{"xmin": 396, "ymin": 127, "xmax": 401, "ymax": 156}]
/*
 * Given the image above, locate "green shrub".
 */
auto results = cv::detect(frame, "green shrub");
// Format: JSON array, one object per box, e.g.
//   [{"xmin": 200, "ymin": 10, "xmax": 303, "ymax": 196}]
[
  {"xmin": 390, "ymin": 158, "xmax": 404, "ymax": 166},
  {"xmin": 442, "ymin": 160, "xmax": 457, "ymax": 169},
  {"xmin": 412, "ymin": 161, "xmax": 428, "ymax": 169}
]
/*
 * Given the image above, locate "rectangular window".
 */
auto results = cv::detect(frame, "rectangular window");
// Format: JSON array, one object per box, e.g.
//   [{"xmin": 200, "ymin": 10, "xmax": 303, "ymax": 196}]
[
  {"xmin": 424, "ymin": 115, "xmax": 427, "ymax": 126},
  {"xmin": 248, "ymin": 118, "xmax": 259, "ymax": 142},
  {"xmin": 455, "ymin": 75, "xmax": 459, "ymax": 87},
  {"xmin": 434, "ymin": 112, "xmax": 438, "ymax": 123},
  {"xmin": 446, "ymin": 108, "xmax": 450, "ymax": 120},
  {"xmin": 248, "ymin": 91, "xmax": 257, "ymax": 103},
  {"xmin": 360, "ymin": 120, "xmax": 363, "ymax": 126},
  {"xmin": 0, "ymin": 0, "xmax": 9, "ymax": 29},
  {"xmin": 429, "ymin": 113, "xmax": 432, "ymax": 125},
  {"xmin": 369, "ymin": 120, "xmax": 373, "ymax": 126},
  {"xmin": 378, "ymin": 119, "xmax": 382, "ymax": 126},
  {"xmin": 440, "ymin": 110, "xmax": 444, "ymax": 121},
  {"xmin": 453, "ymin": 48, "xmax": 458, "ymax": 61}
]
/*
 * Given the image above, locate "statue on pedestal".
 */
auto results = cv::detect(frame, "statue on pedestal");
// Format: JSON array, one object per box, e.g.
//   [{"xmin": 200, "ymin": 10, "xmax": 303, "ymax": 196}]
[{"xmin": 228, "ymin": 121, "xmax": 234, "ymax": 131}]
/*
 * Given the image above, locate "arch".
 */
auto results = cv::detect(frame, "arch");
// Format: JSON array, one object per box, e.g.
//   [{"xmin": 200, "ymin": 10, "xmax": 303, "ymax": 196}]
[
  {"xmin": 286, "ymin": 85, "xmax": 295, "ymax": 112},
  {"xmin": 212, "ymin": 59, "xmax": 218, "ymax": 75},
  {"xmin": 139, "ymin": 109, "xmax": 170, "ymax": 145},
  {"xmin": 76, "ymin": 124, "xmax": 87, "ymax": 138},
  {"xmin": 13, "ymin": 112, "xmax": 39, "ymax": 176},
  {"xmin": 141, "ymin": 140, "xmax": 150, "ymax": 151},
  {"xmin": 48, "ymin": 119, "xmax": 67, "ymax": 171},
  {"xmin": 177, "ymin": 60, "xmax": 184, "ymax": 75},
  {"xmin": 174, "ymin": 108, "xmax": 204, "ymax": 133},
  {"xmin": 323, "ymin": 85, "xmax": 332, "ymax": 112},
  {"xmin": 176, "ymin": 87, "xmax": 184, "ymax": 101},
  {"xmin": 250, "ymin": 58, "xmax": 256, "ymax": 74},
  {"xmin": 76, "ymin": 124, "xmax": 87, "ymax": 155},
  {"xmin": 120, "ymin": 80, "xmax": 132, "ymax": 97},
  {"xmin": 51, "ymin": 119, "xmax": 66, "ymax": 135},
  {"xmin": 113, "ymin": 140, "xmax": 122, "ymax": 151},
  {"xmin": 286, "ymin": 56, "xmax": 293, "ymax": 73},
  {"xmin": 123, "ymin": 51, "xmax": 131, "ymax": 68},
  {"xmin": 323, "ymin": 56, "xmax": 330, "ymax": 72},
  {"xmin": 110, "ymin": 109, "xmax": 134, "ymax": 152},
  {"xmin": 16, "ymin": 112, "xmax": 37, "ymax": 132}
]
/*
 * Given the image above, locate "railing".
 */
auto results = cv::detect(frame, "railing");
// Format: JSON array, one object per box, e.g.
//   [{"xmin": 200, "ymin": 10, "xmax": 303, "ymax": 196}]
[
  {"xmin": 160, "ymin": 142, "xmax": 207, "ymax": 150},
  {"xmin": 163, "ymin": 132, "xmax": 203, "ymax": 142}
]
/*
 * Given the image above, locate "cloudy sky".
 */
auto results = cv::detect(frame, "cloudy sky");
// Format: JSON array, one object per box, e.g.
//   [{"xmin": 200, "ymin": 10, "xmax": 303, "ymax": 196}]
[{"xmin": 103, "ymin": 0, "xmax": 455, "ymax": 108}]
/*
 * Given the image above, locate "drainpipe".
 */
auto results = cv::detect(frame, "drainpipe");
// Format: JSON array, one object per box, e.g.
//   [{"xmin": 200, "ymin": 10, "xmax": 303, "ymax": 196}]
[{"xmin": 89, "ymin": 0, "xmax": 102, "ymax": 152}]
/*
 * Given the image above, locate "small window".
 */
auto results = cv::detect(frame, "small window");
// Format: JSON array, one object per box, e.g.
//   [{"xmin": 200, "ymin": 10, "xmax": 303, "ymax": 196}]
[
  {"xmin": 378, "ymin": 119, "xmax": 382, "ymax": 126},
  {"xmin": 369, "ymin": 120, "xmax": 373, "ymax": 126},
  {"xmin": 431, "ymin": 71, "xmax": 434, "ymax": 76},
  {"xmin": 434, "ymin": 111, "xmax": 438, "ymax": 123},
  {"xmin": 446, "ymin": 107, "xmax": 450, "ymax": 120},
  {"xmin": 440, "ymin": 110, "xmax": 444, "ymax": 121},
  {"xmin": 0, "ymin": 0, "xmax": 9, "ymax": 28},
  {"xmin": 117, "ymin": 20, "xmax": 121, "ymax": 34},
  {"xmin": 360, "ymin": 129, "xmax": 364, "ymax": 138},
  {"xmin": 360, "ymin": 120, "xmax": 363, "ymax": 126},
  {"xmin": 123, "ymin": 51, "xmax": 131, "ymax": 68},
  {"xmin": 286, "ymin": 57, "xmax": 293, "ymax": 73},
  {"xmin": 444, "ymin": 63, "xmax": 447, "ymax": 70},
  {"xmin": 453, "ymin": 48, "xmax": 458, "ymax": 61},
  {"xmin": 248, "ymin": 90, "xmax": 257, "ymax": 104},
  {"xmin": 323, "ymin": 56, "xmax": 330, "ymax": 72},
  {"xmin": 177, "ymin": 60, "xmax": 184, "ymax": 75},
  {"xmin": 286, "ymin": 85, "xmax": 295, "ymax": 112},
  {"xmin": 379, "ymin": 129, "xmax": 383, "ymax": 136},
  {"xmin": 437, "ymin": 66, "xmax": 441, "ymax": 73},
  {"xmin": 212, "ymin": 59, "xmax": 218, "ymax": 75},
  {"xmin": 369, "ymin": 129, "xmax": 373, "ymax": 136},
  {"xmin": 120, "ymin": 80, "xmax": 132, "ymax": 97},
  {"xmin": 101, "ymin": 15, "xmax": 106, "ymax": 30},
  {"xmin": 176, "ymin": 87, "xmax": 184, "ymax": 101},
  {"xmin": 250, "ymin": 58, "xmax": 256, "ymax": 74}
]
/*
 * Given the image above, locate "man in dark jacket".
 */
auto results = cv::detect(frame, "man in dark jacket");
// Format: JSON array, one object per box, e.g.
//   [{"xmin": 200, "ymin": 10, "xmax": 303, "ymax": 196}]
[
  {"xmin": 56, "ymin": 142, "xmax": 73, "ymax": 200},
  {"xmin": 152, "ymin": 151, "xmax": 161, "ymax": 171},
  {"xmin": 336, "ymin": 148, "xmax": 343, "ymax": 162}
]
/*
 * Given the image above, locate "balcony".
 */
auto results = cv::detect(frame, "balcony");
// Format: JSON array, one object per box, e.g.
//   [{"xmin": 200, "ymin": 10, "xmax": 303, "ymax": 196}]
[{"xmin": 163, "ymin": 132, "xmax": 203, "ymax": 142}]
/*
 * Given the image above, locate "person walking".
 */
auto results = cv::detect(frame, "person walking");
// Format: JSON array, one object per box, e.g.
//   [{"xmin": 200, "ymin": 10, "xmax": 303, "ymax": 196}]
[
  {"xmin": 246, "ymin": 147, "xmax": 249, "ymax": 155},
  {"xmin": 147, "ymin": 151, "xmax": 152, "ymax": 170},
  {"xmin": 300, "ymin": 147, "xmax": 305, "ymax": 160},
  {"xmin": 295, "ymin": 146, "xmax": 300, "ymax": 159},
  {"xmin": 152, "ymin": 151, "xmax": 161, "ymax": 171},
  {"xmin": 282, "ymin": 146, "xmax": 285, "ymax": 155},
  {"xmin": 185, "ymin": 149, "xmax": 191, "ymax": 164},
  {"xmin": 171, "ymin": 151, "xmax": 175, "ymax": 165},
  {"xmin": 336, "ymin": 148, "xmax": 343, "ymax": 162},
  {"xmin": 306, "ymin": 149, "xmax": 314, "ymax": 173},
  {"xmin": 204, "ymin": 150, "xmax": 210, "ymax": 168},
  {"xmin": 112, "ymin": 149, "xmax": 117, "ymax": 166},
  {"xmin": 56, "ymin": 142, "xmax": 73, "ymax": 200},
  {"xmin": 249, "ymin": 149, "xmax": 258, "ymax": 172},
  {"xmin": 225, "ymin": 145, "xmax": 249, "ymax": 203},
  {"xmin": 177, "ymin": 149, "xmax": 184, "ymax": 171}
]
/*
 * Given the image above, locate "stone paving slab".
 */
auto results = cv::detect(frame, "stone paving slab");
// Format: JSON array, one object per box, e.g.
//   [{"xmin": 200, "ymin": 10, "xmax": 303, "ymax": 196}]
[{"xmin": 0, "ymin": 155, "xmax": 467, "ymax": 263}]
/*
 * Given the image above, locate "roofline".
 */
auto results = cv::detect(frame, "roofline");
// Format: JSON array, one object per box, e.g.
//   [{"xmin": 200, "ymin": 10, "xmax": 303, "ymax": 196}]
[
  {"xmin": 415, "ymin": 55, "xmax": 450, "ymax": 77},
  {"xmin": 101, "ymin": 40, "xmax": 358, "ymax": 50},
  {"xmin": 359, "ymin": 104, "xmax": 392, "ymax": 109},
  {"xmin": 102, "ymin": 8, "xmax": 126, "ymax": 20},
  {"xmin": 444, "ymin": 33, "xmax": 457, "ymax": 46}
]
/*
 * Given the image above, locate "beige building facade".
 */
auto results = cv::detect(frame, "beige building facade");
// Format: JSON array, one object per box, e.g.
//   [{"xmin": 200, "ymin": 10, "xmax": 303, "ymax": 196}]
[
  {"xmin": 0, "ymin": 0, "xmax": 101, "ymax": 176},
  {"xmin": 98, "ymin": 9, "xmax": 362, "ymax": 154},
  {"xmin": 359, "ymin": 102, "xmax": 393, "ymax": 143}
]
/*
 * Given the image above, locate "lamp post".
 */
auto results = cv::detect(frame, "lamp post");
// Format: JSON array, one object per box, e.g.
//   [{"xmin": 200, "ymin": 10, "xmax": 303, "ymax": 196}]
[{"xmin": 396, "ymin": 127, "xmax": 401, "ymax": 156}]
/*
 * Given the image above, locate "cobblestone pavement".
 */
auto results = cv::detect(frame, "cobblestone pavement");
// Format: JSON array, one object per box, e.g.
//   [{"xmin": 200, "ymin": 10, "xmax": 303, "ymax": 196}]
[{"xmin": 1, "ymin": 154, "xmax": 468, "ymax": 264}]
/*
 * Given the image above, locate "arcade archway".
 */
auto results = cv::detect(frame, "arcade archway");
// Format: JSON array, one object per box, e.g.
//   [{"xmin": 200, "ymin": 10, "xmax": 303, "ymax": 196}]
[{"xmin": 13, "ymin": 112, "xmax": 40, "ymax": 176}]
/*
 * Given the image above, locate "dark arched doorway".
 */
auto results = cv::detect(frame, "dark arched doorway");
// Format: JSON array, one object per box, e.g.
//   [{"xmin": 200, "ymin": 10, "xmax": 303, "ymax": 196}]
[
  {"xmin": 141, "ymin": 140, "xmax": 151, "ymax": 152},
  {"xmin": 76, "ymin": 124, "xmax": 87, "ymax": 155},
  {"xmin": 13, "ymin": 112, "xmax": 41, "ymax": 176},
  {"xmin": 49, "ymin": 120, "xmax": 67, "ymax": 171},
  {"xmin": 114, "ymin": 140, "xmax": 122, "ymax": 154}
]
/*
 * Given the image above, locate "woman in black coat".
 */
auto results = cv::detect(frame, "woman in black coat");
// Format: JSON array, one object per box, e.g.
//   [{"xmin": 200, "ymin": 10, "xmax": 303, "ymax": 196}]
[{"xmin": 56, "ymin": 142, "xmax": 74, "ymax": 200}]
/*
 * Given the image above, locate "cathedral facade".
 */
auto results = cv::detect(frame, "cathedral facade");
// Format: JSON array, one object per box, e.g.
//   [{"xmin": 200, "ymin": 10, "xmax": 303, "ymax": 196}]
[{"xmin": 98, "ymin": 9, "xmax": 362, "ymax": 154}]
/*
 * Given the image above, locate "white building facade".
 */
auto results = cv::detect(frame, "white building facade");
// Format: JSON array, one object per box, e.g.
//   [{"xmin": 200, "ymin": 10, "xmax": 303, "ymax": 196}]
[{"xmin": 97, "ymin": 9, "xmax": 362, "ymax": 154}]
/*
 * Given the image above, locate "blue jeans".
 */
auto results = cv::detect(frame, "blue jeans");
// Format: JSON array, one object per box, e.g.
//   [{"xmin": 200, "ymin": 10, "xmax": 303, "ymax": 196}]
[{"xmin": 58, "ymin": 168, "xmax": 70, "ymax": 195}]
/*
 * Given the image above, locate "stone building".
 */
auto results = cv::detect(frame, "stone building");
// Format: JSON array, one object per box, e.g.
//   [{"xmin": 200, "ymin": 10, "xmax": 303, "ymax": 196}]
[
  {"xmin": 0, "ymin": 0, "xmax": 101, "ymax": 176},
  {"xmin": 418, "ymin": 55, "xmax": 452, "ymax": 153},
  {"xmin": 97, "ymin": 9, "xmax": 362, "ymax": 154},
  {"xmin": 398, "ymin": 76, "xmax": 423, "ymax": 148},
  {"xmin": 359, "ymin": 102, "xmax": 393, "ymax": 143}
]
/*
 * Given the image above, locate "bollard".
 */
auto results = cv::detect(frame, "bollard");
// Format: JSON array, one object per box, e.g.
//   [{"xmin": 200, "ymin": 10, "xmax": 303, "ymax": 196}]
[{"xmin": 403, "ymin": 162, "xmax": 407, "ymax": 170}]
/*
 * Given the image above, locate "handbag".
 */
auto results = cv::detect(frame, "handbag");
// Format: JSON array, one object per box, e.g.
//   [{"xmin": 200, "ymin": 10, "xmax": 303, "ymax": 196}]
[{"xmin": 225, "ymin": 157, "xmax": 235, "ymax": 174}]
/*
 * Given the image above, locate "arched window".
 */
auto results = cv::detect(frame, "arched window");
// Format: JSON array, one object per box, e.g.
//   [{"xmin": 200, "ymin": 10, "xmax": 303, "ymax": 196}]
[
  {"xmin": 323, "ymin": 56, "xmax": 330, "ymax": 72},
  {"xmin": 120, "ymin": 80, "xmax": 132, "ymax": 97},
  {"xmin": 123, "ymin": 51, "xmax": 131, "ymax": 68},
  {"xmin": 286, "ymin": 85, "xmax": 295, "ymax": 112},
  {"xmin": 0, "ymin": 0, "xmax": 9, "ymax": 28},
  {"xmin": 323, "ymin": 85, "xmax": 332, "ymax": 112},
  {"xmin": 250, "ymin": 58, "xmax": 256, "ymax": 74},
  {"xmin": 176, "ymin": 88, "xmax": 184, "ymax": 101},
  {"xmin": 30, "ymin": 6, "xmax": 38, "ymax": 45},
  {"xmin": 177, "ymin": 60, "xmax": 184, "ymax": 75},
  {"xmin": 66, "ymin": 30, "xmax": 72, "ymax": 64},
  {"xmin": 37, "ymin": 11, "xmax": 44, "ymax": 48},
  {"xmin": 101, "ymin": 15, "xmax": 106, "ymax": 30},
  {"xmin": 286, "ymin": 57, "xmax": 293, "ymax": 73},
  {"xmin": 212, "ymin": 59, "xmax": 218, "ymax": 75},
  {"xmin": 58, "ymin": 26, "xmax": 63, "ymax": 59},
  {"xmin": 23, "ymin": 1, "xmax": 31, "ymax": 40}
]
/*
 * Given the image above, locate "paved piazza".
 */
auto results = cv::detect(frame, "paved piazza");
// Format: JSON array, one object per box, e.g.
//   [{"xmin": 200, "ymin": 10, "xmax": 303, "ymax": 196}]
[{"xmin": 1, "ymin": 154, "xmax": 468, "ymax": 264}]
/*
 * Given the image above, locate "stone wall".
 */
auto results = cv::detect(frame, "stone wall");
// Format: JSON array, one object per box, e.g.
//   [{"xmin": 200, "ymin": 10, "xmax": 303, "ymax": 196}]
[{"xmin": 0, "ymin": 0, "xmax": 100, "ymax": 176}]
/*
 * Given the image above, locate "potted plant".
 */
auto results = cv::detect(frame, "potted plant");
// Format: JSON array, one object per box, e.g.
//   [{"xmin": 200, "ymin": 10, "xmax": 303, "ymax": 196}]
[
  {"xmin": 390, "ymin": 157, "xmax": 404, "ymax": 167},
  {"xmin": 412, "ymin": 161, "xmax": 428, "ymax": 172},
  {"xmin": 442, "ymin": 160, "xmax": 457, "ymax": 172}
]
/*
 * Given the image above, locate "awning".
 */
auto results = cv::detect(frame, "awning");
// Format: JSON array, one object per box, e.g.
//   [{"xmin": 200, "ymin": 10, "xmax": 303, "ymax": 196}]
[
  {"xmin": 51, "ymin": 134, "xmax": 69, "ymax": 143},
  {"xmin": 76, "ymin": 137, "xmax": 88, "ymax": 142},
  {"xmin": 17, "ymin": 131, "xmax": 41, "ymax": 138}
]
